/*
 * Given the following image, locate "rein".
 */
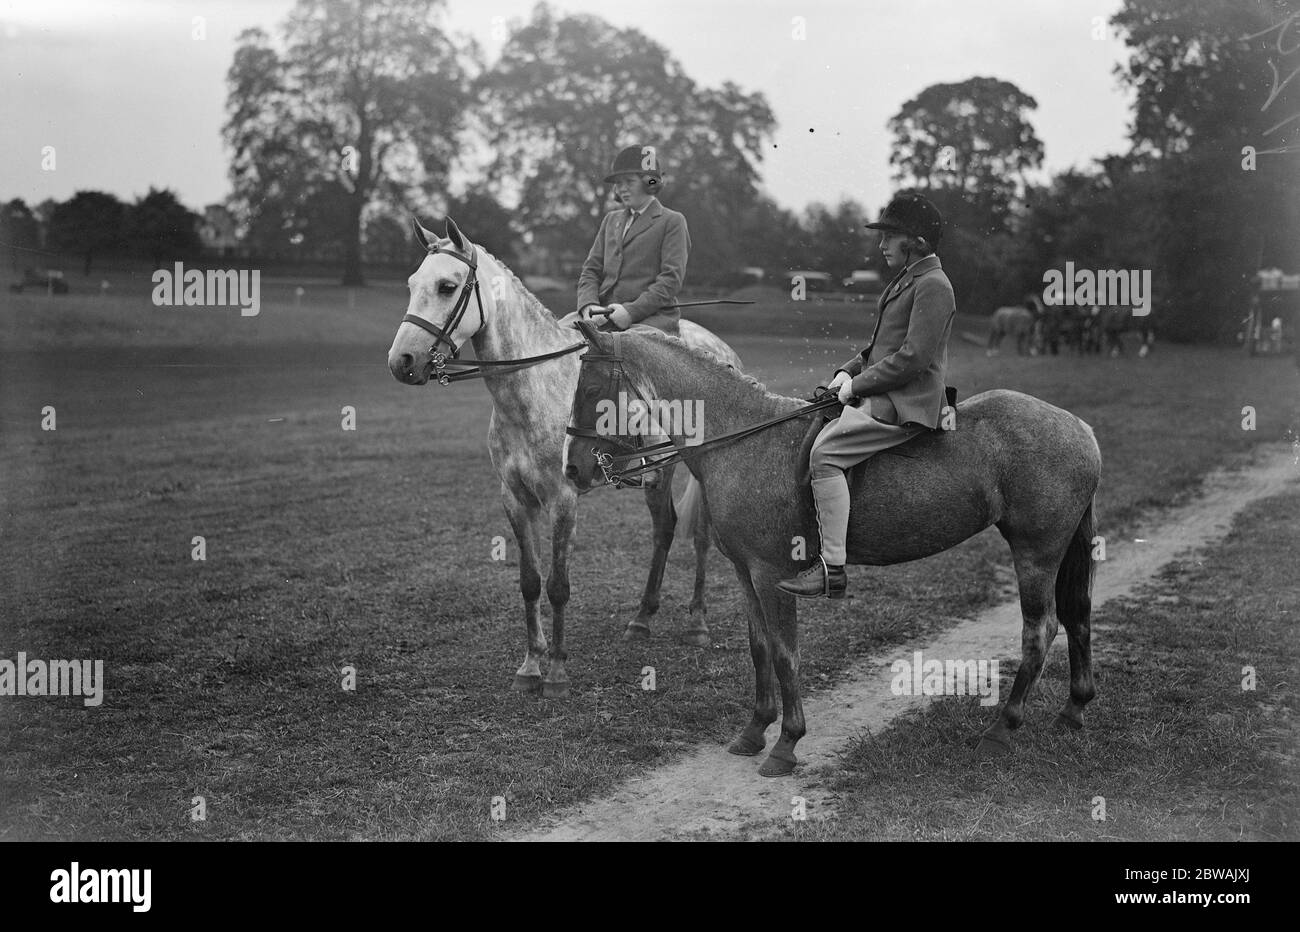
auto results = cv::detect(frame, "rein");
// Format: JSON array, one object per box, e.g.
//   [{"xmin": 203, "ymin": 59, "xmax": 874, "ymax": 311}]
[
  {"xmin": 401, "ymin": 240, "xmax": 587, "ymax": 386},
  {"xmin": 566, "ymin": 347, "xmax": 843, "ymax": 489}
]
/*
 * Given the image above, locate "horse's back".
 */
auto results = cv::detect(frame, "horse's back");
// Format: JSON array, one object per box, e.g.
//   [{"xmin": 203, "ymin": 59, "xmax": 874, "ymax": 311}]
[
  {"xmin": 679, "ymin": 319, "xmax": 743, "ymax": 369},
  {"xmin": 842, "ymin": 390, "xmax": 1100, "ymax": 563},
  {"xmin": 992, "ymin": 306, "xmax": 1033, "ymax": 332}
]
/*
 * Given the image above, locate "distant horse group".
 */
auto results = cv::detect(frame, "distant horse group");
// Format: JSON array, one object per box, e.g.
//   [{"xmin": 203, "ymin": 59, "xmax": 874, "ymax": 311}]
[{"xmin": 990, "ymin": 295, "xmax": 1155, "ymax": 358}]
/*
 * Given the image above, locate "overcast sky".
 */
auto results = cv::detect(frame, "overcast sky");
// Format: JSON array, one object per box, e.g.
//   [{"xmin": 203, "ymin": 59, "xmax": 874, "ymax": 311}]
[{"xmin": 0, "ymin": 0, "xmax": 1134, "ymax": 216}]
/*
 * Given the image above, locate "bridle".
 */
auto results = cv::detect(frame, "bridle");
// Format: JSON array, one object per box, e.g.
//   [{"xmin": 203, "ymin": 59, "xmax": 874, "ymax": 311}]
[
  {"xmin": 399, "ymin": 239, "xmax": 587, "ymax": 386},
  {"xmin": 565, "ymin": 337, "xmax": 845, "ymax": 489},
  {"xmin": 564, "ymin": 348, "xmax": 660, "ymax": 488},
  {"xmin": 400, "ymin": 240, "xmax": 486, "ymax": 384}
]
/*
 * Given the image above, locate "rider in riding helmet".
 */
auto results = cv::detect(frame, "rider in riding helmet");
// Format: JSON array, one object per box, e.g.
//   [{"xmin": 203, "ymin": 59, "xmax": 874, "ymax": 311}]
[
  {"xmin": 778, "ymin": 192, "xmax": 956, "ymax": 600},
  {"xmin": 560, "ymin": 145, "xmax": 691, "ymax": 336}
]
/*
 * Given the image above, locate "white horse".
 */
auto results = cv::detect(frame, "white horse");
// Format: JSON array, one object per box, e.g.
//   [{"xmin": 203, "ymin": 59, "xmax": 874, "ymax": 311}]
[{"xmin": 387, "ymin": 218, "xmax": 740, "ymax": 696}]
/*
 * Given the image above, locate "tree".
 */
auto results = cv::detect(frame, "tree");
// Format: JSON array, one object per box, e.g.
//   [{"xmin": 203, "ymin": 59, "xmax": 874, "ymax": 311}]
[
  {"xmin": 0, "ymin": 199, "xmax": 40, "ymax": 274},
  {"xmin": 47, "ymin": 191, "xmax": 126, "ymax": 276},
  {"xmin": 445, "ymin": 188, "xmax": 519, "ymax": 265},
  {"xmin": 802, "ymin": 199, "xmax": 872, "ymax": 281},
  {"xmin": 125, "ymin": 188, "xmax": 201, "ymax": 269},
  {"xmin": 1111, "ymin": 0, "xmax": 1300, "ymax": 340},
  {"xmin": 223, "ymin": 0, "xmax": 475, "ymax": 285},
  {"xmin": 479, "ymin": 3, "xmax": 775, "ymax": 285},
  {"xmin": 888, "ymin": 77, "xmax": 1044, "ymax": 234}
]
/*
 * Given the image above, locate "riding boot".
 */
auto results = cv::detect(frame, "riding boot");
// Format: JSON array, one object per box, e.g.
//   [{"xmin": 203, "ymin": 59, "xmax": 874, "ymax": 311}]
[{"xmin": 777, "ymin": 474, "xmax": 849, "ymax": 599}]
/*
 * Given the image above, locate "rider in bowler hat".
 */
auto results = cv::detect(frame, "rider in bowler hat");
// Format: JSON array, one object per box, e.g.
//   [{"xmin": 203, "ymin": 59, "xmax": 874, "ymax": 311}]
[{"xmin": 561, "ymin": 145, "xmax": 691, "ymax": 336}]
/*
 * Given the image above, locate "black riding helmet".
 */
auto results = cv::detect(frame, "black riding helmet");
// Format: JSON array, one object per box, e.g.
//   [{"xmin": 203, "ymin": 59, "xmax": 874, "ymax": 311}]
[{"xmin": 865, "ymin": 193, "xmax": 943, "ymax": 249}]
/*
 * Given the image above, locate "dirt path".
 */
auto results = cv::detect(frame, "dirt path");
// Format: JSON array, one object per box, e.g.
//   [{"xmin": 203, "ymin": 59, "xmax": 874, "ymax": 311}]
[{"xmin": 513, "ymin": 444, "xmax": 1300, "ymax": 841}]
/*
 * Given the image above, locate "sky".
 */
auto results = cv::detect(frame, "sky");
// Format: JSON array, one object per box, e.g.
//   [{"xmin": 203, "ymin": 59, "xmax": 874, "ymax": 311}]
[{"xmin": 0, "ymin": 0, "xmax": 1135, "ymax": 216}]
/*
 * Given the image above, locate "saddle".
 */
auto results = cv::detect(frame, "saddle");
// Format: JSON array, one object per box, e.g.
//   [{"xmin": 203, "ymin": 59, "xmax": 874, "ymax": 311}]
[{"xmin": 796, "ymin": 386, "xmax": 958, "ymax": 485}]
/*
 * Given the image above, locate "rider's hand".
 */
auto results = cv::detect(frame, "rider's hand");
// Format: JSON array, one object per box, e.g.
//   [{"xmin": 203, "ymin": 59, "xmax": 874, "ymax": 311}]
[
  {"xmin": 605, "ymin": 304, "xmax": 631, "ymax": 331},
  {"xmin": 837, "ymin": 379, "xmax": 857, "ymax": 405},
  {"xmin": 828, "ymin": 370, "xmax": 850, "ymax": 392}
]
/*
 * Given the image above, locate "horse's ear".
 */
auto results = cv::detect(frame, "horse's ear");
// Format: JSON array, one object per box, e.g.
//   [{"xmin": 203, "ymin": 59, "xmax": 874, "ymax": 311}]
[
  {"xmin": 412, "ymin": 216, "xmax": 436, "ymax": 250},
  {"xmin": 445, "ymin": 216, "xmax": 467, "ymax": 251},
  {"xmin": 575, "ymin": 319, "xmax": 603, "ymax": 344}
]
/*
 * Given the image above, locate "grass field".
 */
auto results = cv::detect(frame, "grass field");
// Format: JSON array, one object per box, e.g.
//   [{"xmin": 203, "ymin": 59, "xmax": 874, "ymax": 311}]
[{"xmin": 1, "ymin": 277, "xmax": 1297, "ymax": 840}]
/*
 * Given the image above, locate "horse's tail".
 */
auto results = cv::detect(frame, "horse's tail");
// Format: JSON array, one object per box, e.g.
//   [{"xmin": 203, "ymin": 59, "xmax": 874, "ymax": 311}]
[
  {"xmin": 1055, "ymin": 498, "xmax": 1096, "ymax": 630},
  {"xmin": 675, "ymin": 473, "xmax": 704, "ymax": 540}
]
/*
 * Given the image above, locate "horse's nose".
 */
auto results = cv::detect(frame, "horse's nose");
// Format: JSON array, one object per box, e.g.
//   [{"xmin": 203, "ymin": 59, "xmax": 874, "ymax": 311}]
[{"xmin": 389, "ymin": 351, "xmax": 416, "ymax": 382}]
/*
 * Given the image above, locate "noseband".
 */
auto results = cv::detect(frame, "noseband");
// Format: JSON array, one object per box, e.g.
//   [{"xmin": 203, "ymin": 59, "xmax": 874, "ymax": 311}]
[{"xmin": 400, "ymin": 241, "xmax": 484, "ymax": 384}]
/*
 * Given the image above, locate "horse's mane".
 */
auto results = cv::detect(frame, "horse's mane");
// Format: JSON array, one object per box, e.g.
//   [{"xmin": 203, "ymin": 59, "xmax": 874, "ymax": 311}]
[
  {"xmin": 481, "ymin": 247, "xmax": 559, "ymax": 324},
  {"xmin": 618, "ymin": 327, "xmax": 794, "ymax": 408}
]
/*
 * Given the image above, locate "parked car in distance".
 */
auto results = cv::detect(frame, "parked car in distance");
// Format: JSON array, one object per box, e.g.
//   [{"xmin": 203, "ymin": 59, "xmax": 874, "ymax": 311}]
[
  {"xmin": 9, "ymin": 268, "xmax": 69, "ymax": 294},
  {"xmin": 842, "ymin": 269, "xmax": 883, "ymax": 294},
  {"xmin": 782, "ymin": 270, "xmax": 834, "ymax": 293}
]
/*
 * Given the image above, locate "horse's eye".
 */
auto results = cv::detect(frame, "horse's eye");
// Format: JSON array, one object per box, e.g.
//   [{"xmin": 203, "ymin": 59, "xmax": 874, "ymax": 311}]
[{"xmin": 438, "ymin": 283, "xmax": 457, "ymax": 296}]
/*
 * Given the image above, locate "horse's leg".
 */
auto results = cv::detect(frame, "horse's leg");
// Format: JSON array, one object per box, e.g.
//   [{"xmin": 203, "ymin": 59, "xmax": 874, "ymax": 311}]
[
  {"xmin": 501, "ymin": 483, "xmax": 547, "ymax": 692},
  {"xmin": 541, "ymin": 493, "xmax": 576, "ymax": 698},
  {"xmin": 1055, "ymin": 503, "xmax": 1097, "ymax": 730},
  {"xmin": 685, "ymin": 482, "xmax": 712, "ymax": 646},
  {"xmin": 754, "ymin": 573, "xmax": 805, "ymax": 777},
  {"xmin": 726, "ymin": 563, "xmax": 777, "ymax": 756},
  {"xmin": 977, "ymin": 544, "xmax": 1060, "ymax": 758},
  {"xmin": 625, "ymin": 464, "xmax": 677, "ymax": 642}
]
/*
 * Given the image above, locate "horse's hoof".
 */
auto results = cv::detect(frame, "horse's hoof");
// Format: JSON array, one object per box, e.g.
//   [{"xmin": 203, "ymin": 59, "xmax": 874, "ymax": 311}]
[
  {"xmin": 511, "ymin": 674, "xmax": 542, "ymax": 693},
  {"xmin": 975, "ymin": 735, "xmax": 1011, "ymax": 759},
  {"xmin": 622, "ymin": 622, "xmax": 651, "ymax": 642},
  {"xmin": 682, "ymin": 628, "xmax": 711, "ymax": 648},
  {"xmin": 758, "ymin": 752, "xmax": 797, "ymax": 777},
  {"xmin": 727, "ymin": 734, "xmax": 764, "ymax": 757},
  {"xmin": 1055, "ymin": 711, "xmax": 1084, "ymax": 731},
  {"xmin": 541, "ymin": 680, "xmax": 570, "ymax": 699}
]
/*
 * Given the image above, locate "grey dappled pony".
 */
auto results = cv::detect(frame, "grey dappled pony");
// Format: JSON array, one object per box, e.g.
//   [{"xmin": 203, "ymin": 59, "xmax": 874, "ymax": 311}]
[
  {"xmin": 988, "ymin": 304, "xmax": 1037, "ymax": 356},
  {"xmin": 564, "ymin": 326, "xmax": 1103, "ymax": 777},
  {"xmin": 388, "ymin": 219, "xmax": 740, "ymax": 697}
]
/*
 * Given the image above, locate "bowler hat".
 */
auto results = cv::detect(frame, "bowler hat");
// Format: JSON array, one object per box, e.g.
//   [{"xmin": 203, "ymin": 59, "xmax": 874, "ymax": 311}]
[{"xmin": 604, "ymin": 145, "xmax": 662, "ymax": 183}]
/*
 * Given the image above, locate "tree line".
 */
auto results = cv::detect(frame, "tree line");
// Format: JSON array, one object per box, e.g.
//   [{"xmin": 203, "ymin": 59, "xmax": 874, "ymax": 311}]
[{"xmin": 3, "ymin": 0, "xmax": 1295, "ymax": 342}]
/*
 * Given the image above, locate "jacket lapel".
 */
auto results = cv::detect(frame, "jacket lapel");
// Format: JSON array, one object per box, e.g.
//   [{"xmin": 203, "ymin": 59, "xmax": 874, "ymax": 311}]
[
  {"xmin": 878, "ymin": 254, "xmax": 941, "ymax": 311},
  {"xmin": 622, "ymin": 198, "xmax": 662, "ymax": 245}
]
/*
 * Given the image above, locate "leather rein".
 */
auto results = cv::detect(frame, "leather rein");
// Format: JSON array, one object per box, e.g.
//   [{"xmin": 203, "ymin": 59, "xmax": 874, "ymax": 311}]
[
  {"xmin": 565, "ymin": 345, "xmax": 844, "ymax": 489},
  {"xmin": 400, "ymin": 241, "xmax": 586, "ymax": 386}
]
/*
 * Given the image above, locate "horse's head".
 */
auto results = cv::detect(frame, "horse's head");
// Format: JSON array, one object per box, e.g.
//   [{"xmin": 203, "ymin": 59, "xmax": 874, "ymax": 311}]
[
  {"xmin": 388, "ymin": 216, "xmax": 486, "ymax": 385},
  {"xmin": 563, "ymin": 321, "xmax": 620, "ymax": 491},
  {"xmin": 562, "ymin": 322, "xmax": 667, "ymax": 492}
]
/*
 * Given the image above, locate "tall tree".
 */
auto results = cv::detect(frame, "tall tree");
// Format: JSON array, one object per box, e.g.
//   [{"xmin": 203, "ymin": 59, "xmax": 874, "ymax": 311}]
[
  {"xmin": 47, "ymin": 191, "xmax": 126, "ymax": 276},
  {"xmin": 1112, "ymin": 0, "xmax": 1299, "ymax": 340},
  {"xmin": 223, "ymin": 0, "xmax": 474, "ymax": 285},
  {"xmin": 479, "ymin": 3, "xmax": 775, "ymax": 284},
  {"xmin": 803, "ymin": 199, "xmax": 872, "ymax": 281},
  {"xmin": 0, "ymin": 199, "xmax": 40, "ymax": 274},
  {"xmin": 888, "ymin": 77, "xmax": 1044, "ymax": 234},
  {"xmin": 125, "ymin": 188, "xmax": 201, "ymax": 269}
]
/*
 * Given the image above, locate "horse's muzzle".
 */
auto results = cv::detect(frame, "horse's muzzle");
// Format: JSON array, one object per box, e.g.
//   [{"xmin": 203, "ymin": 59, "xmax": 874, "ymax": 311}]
[{"xmin": 388, "ymin": 351, "xmax": 432, "ymax": 385}]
